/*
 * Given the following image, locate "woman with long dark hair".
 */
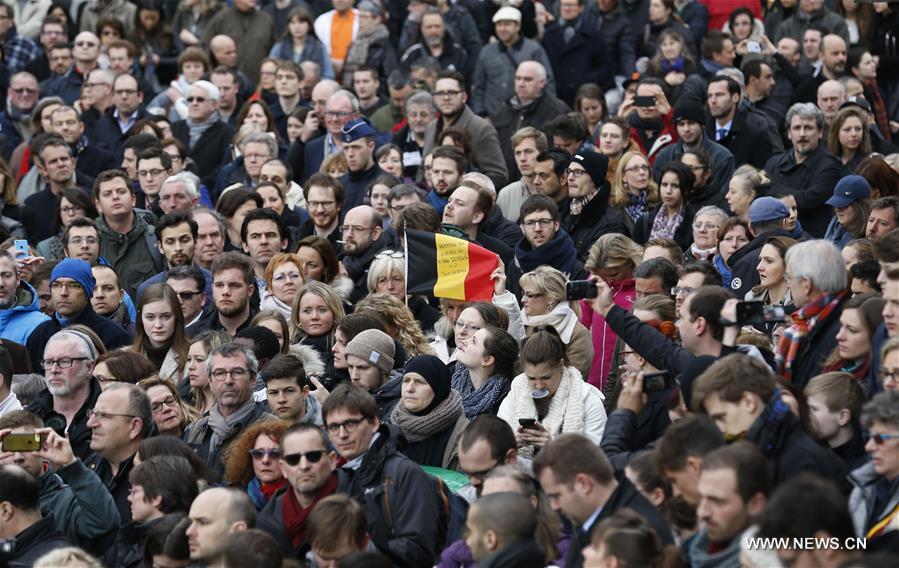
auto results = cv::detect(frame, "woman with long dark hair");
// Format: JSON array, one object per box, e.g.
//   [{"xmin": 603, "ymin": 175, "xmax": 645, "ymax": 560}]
[
  {"xmin": 130, "ymin": 283, "xmax": 189, "ymax": 382},
  {"xmin": 633, "ymin": 161, "xmax": 696, "ymax": 250},
  {"xmin": 452, "ymin": 326, "xmax": 519, "ymax": 419},
  {"xmin": 822, "ymin": 293, "xmax": 885, "ymax": 385}
]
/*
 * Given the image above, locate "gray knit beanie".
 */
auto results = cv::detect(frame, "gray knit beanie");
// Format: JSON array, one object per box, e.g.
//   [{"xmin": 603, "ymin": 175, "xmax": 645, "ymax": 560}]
[{"xmin": 345, "ymin": 329, "xmax": 395, "ymax": 374}]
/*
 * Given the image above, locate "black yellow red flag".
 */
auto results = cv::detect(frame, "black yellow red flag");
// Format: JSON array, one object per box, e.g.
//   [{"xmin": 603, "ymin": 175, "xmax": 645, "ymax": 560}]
[{"xmin": 404, "ymin": 229, "xmax": 499, "ymax": 301}]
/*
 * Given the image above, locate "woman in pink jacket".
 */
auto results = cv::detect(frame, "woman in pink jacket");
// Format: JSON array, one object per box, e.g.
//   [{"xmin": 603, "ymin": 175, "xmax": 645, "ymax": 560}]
[{"xmin": 579, "ymin": 233, "xmax": 642, "ymax": 390}]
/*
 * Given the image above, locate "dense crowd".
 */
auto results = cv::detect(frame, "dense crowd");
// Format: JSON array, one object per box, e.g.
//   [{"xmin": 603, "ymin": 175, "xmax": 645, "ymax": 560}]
[{"xmin": 0, "ymin": 0, "xmax": 898, "ymax": 566}]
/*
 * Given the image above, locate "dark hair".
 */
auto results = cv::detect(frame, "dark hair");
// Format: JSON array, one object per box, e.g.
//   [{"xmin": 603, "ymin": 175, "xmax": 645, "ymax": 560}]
[
  {"xmin": 544, "ymin": 113, "xmax": 588, "ymax": 143},
  {"xmin": 393, "ymin": 202, "xmax": 441, "ymax": 234},
  {"xmin": 156, "ymin": 211, "xmax": 198, "ymax": 239},
  {"xmin": 535, "ymin": 148, "xmax": 572, "ymax": 178},
  {"xmin": 858, "ymin": 157, "xmax": 899, "ymax": 198},
  {"xmin": 307, "ymin": 495, "xmax": 369, "ymax": 551},
  {"xmin": 303, "ymin": 173, "xmax": 345, "ymax": 204},
  {"xmin": 260, "ymin": 353, "xmax": 307, "ymax": 387},
  {"xmin": 431, "ymin": 145, "xmax": 468, "ymax": 175},
  {"xmin": 62, "ymin": 216, "xmax": 99, "ymax": 246},
  {"xmin": 137, "ymin": 146, "xmax": 173, "ymax": 170},
  {"xmin": 533, "ymin": 433, "xmax": 614, "ymax": 485},
  {"xmin": 872, "ymin": 228, "xmax": 899, "ymax": 263},
  {"xmin": 481, "ymin": 326, "xmax": 519, "ymax": 379},
  {"xmin": 221, "ymin": 530, "xmax": 283, "ymax": 568},
  {"xmin": 627, "ymin": 449, "xmax": 671, "ymax": 501},
  {"xmin": 659, "ymin": 161, "xmax": 696, "ymax": 197},
  {"xmin": 0, "ymin": 464, "xmax": 40, "ymax": 510},
  {"xmin": 130, "ymin": 455, "xmax": 199, "ymax": 514},
  {"xmin": 519, "ymin": 194, "xmax": 560, "ymax": 223},
  {"xmin": 850, "ymin": 259, "xmax": 881, "ymax": 293},
  {"xmin": 521, "ymin": 326, "xmax": 566, "ymax": 366},
  {"xmin": 463, "ymin": 302, "xmax": 509, "ymax": 331},
  {"xmin": 235, "ymin": 326, "xmax": 281, "ymax": 363},
  {"xmin": 166, "ymin": 264, "xmax": 206, "ymax": 293},
  {"xmin": 92, "ymin": 169, "xmax": 132, "ymax": 201},
  {"xmin": 590, "ymin": 509, "xmax": 663, "ymax": 568},
  {"xmin": 459, "ymin": 415, "xmax": 517, "ymax": 461},
  {"xmin": 757, "ymin": 473, "xmax": 855, "ymax": 544},
  {"xmin": 700, "ymin": 441, "xmax": 772, "ymax": 502},
  {"xmin": 435, "ymin": 69, "xmax": 466, "ymax": 92},
  {"xmin": 870, "ymin": 196, "xmax": 899, "ymax": 227},
  {"xmin": 210, "ymin": 251, "xmax": 256, "ymax": 286},
  {"xmin": 337, "ymin": 312, "xmax": 386, "ymax": 342},
  {"xmin": 438, "ymin": 127, "xmax": 472, "ymax": 160},
  {"xmin": 240, "ymin": 207, "xmax": 285, "ymax": 244},
  {"xmin": 96, "ymin": 350, "xmax": 157, "ymax": 384},
  {"xmin": 701, "ymin": 29, "xmax": 733, "ymax": 60},
  {"xmin": 216, "ymin": 188, "xmax": 263, "ymax": 219},
  {"xmin": 137, "ymin": 436, "xmax": 219, "ymax": 484},
  {"xmin": 741, "ymin": 58, "xmax": 768, "ymax": 81},
  {"xmin": 142, "ymin": 513, "xmax": 189, "ymax": 565},
  {"xmin": 123, "ymin": 132, "xmax": 162, "ymax": 155},
  {"xmin": 692, "ymin": 353, "xmax": 777, "ymax": 412},
  {"xmin": 574, "ymin": 83, "xmax": 606, "ymax": 116},
  {"xmin": 234, "ymin": 100, "xmax": 282, "ymax": 144},
  {"xmin": 54, "ymin": 187, "xmax": 98, "ymax": 234},
  {"xmin": 682, "ymin": 262, "xmax": 723, "ymax": 287},
  {"xmin": 634, "ymin": 258, "xmax": 679, "ymax": 291},
  {"xmin": 655, "ymin": 414, "xmax": 724, "ymax": 473},
  {"xmin": 321, "ymin": 383, "xmax": 379, "ymax": 423},
  {"xmin": 296, "ymin": 235, "xmax": 340, "ymax": 283}
]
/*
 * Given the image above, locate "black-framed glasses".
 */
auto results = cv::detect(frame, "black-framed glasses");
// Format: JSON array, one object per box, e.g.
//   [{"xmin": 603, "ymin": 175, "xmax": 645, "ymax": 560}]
[
  {"xmin": 458, "ymin": 458, "xmax": 500, "ymax": 482},
  {"xmin": 42, "ymin": 357, "xmax": 88, "ymax": 369},
  {"xmin": 249, "ymin": 448, "xmax": 282, "ymax": 460},
  {"xmin": 878, "ymin": 368, "xmax": 899, "ymax": 384},
  {"xmin": 210, "ymin": 368, "xmax": 251, "ymax": 381},
  {"xmin": 862, "ymin": 431, "xmax": 899, "ymax": 445},
  {"xmin": 175, "ymin": 290, "xmax": 202, "ymax": 301},
  {"xmin": 522, "ymin": 218, "xmax": 554, "ymax": 229},
  {"xmin": 50, "ymin": 281, "xmax": 83, "ymax": 291},
  {"xmin": 325, "ymin": 417, "xmax": 366, "ymax": 435},
  {"xmin": 564, "ymin": 168, "xmax": 586, "ymax": 178},
  {"xmin": 282, "ymin": 450, "xmax": 326, "ymax": 465},
  {"xmin": 339, "ymin": 225, "xmax": 375, "ymax": 234},
  {"xmin": 151, "ymin": 397, "xmax": 178, "ymax": 413}
]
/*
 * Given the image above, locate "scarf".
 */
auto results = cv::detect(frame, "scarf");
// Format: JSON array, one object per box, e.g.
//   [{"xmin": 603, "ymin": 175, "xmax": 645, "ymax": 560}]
[
  {"xmin": 562, "ymin": 17, "xmax": 580, "ymax": 43},
  {"xmin": 521, "ymin": 302, "xmax": 579, "ymax": 344},
  {"xmin": 823, "ymin": 354, "xmax": 870, "ymax": 384},
  {"xmin": 627, "ymin": 111, "xmax": 664, "ymax": 133},
  {"xmin": 342, "ymin": 24, "xmax": 390, "ymax": 84},
  {"xmin": 391, "ymin": 389, "xmax": 463, "ymax": 443},
  {"xmin": 451, "ymin": 365, "xmax": 509, "ymax": 420},
  {"xmin": 569, "ymin": 188, "xmax": 598, "ymax": 216},
  {"xmin": 776, "ymin": 291, "xmax": 846, "ymax": 381},
  {"xmin": 660, "ymin": 56, "xmax": 685, "ymax": 73},
  {"xmin": 509, "ymin": 367, "xmax": 586, "ymax": 457},
  {"xmin": 281, "ymin": 473, "xmax": 338, "ymax": 548},
  {"xmin": 247, "ymin": 476, "xmax": 287, "ymax": 509},
  {"xmin": 713, "ymin": 254, "xmax": 733, "ymax": 287},
  {"xmin": 746, "ymin": 389, "xmax": 791, "ymax": 454},
  {"xmin": 187, "ymin": 111, "xmax": 220, "ymax": 148},
  {"xmin": 260, "ymin": 291, "xmax": 292, "ymax": 320},
  {"xmin": 207, "ymin": 399, "xmax": 257, "ymax": 450},
  {"xmin": 515, "ymin": 229, "xmax": 578, "ymax": 275},
  {"xmin": 650, "ymin": 206, "xmax": 683, "ymax": 240},
  {"xmin": 428, "ymin": 190, "xmax": 449, "ymax": 215},
  {"xmin": 688, "ymin": 242, "xmax": 717, "ymax": 261},
  {"xmin": 867, "ymin": 80, "xmax": 892, "ymax": 142},
  {"xmin": 624, "ymin": 190, "xmax": 649, "ymax": 223}
]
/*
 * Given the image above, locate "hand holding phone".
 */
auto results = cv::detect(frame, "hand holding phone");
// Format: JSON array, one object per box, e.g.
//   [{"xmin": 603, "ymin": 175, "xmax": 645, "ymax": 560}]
[{"xmin": 518, "ymin": 418, "xmax": 537, "ymax": 430}]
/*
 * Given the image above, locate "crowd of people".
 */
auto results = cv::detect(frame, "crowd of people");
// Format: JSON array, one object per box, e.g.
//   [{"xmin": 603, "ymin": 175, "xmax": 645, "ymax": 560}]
[{"xmin": 0, "ymin": 0, "xmax": 898, "ymax": 566}]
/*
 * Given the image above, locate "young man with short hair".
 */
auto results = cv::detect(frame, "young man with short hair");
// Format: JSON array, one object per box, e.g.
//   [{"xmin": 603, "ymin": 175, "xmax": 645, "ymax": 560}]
[
  {"xmin": 804, "ymin": 372, "xmax": 868, "ymax": 471},
  {"xmin": 495, "ymin": 127, "xmax": 548, "ymax": 221},
  {"xmin": 343, "ymin": 329, "xmax": 400, "ymax": 421},
  {"xmin": 260, "ymin": 354, "xmax": 321, "ymax": 425},
  {"xmin": 513, "ymin": 194, "xmax": 586, "ymax": 279},
  {"xmin": 241, "ymin": 208, "xmax": 288, "ymax": 285}
]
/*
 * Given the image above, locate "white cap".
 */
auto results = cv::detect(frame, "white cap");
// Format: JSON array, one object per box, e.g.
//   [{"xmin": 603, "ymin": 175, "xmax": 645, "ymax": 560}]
[{"xmin": 492, "ymin": 6, "xmax": 521, "ymax": 23}]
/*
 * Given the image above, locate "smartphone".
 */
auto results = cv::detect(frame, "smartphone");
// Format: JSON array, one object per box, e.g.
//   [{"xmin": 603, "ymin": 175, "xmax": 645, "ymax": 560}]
[
  {"xmin": 642, "ymin": 371, "xmax": 671, "ymax": 393},
  {"xmin": 2, "ymin": 433, "xmax": 43, "ymax": 452},
  {"xmin": 736, "ymin": 301, "xmax": 788, "ymax": 325},
  {"xmin": 13, "ymin": 239, "xmax": 28, "ymax": 259},
  {"xmin": 746, "ymin": 40, "xmax": 762, "ymax": 53},
  {"xmin": 634, "ymin": 95, "xmax": 656, "ymax": 107},
  {"xmin": 566, "ymin": 280, "xmax": 598, "ymax": 301},
  {"xmin": 518, "ymin": 418, "xmax": 537, "ymax": 429}
]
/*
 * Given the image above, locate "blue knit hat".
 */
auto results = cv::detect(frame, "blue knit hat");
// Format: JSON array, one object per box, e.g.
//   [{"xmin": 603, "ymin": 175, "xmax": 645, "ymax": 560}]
[{"xmin": 51, "ymin": 258, "xmax": 96, "ymax": 298}]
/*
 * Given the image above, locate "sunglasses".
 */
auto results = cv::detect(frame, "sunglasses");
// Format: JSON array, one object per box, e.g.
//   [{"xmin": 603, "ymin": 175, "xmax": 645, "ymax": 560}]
[
  {"xmin": 248, "ymin": 448, "xmax": 281, "ymax": 460},
  {"xmin": 862, "ymin": 431, "xmax": 899, "ymax": 445},
  {"xmin": 281, "ymin": 450, "xmax": 326, "ymax": 466}
]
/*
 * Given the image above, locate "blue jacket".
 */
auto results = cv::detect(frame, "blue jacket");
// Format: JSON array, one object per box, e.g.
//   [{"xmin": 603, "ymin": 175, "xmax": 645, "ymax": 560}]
[{"xmin": 0, "ymin": 281, "xmax": 50, "ymax": 345}]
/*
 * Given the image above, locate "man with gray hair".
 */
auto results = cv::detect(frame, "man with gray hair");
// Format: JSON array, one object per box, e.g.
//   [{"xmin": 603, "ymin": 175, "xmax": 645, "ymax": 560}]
[
  {"xmin": 25, "ymin": 329, "xmax": 101, "ymax": 461},
  {"xmin": 778, "ymin": 239, "xmax": 849, "ymax": 388},
  {"xmin": 763, "ymin": 103, "xmax": 846, "ymax": 237},
  {"xmin": 817, "ymin": 79, "xmax": 846, "ymax": 125},
  {"xmin": 302, "ymin": 88, "xmax": 361, "ymax": 182},
  {"xmin": 216, "ymin": 131, "xmax": 278, "ymax": 197},
  {"xmin": 391, "ymin": 89, "xmax": 434, "ymax": 180},
  {"xmin": 84, "ymin": 382, "xmax": 152, "ymax": 523},
  {"xmin": 184, "ymin": 343, "xmax": 273, "ymax": 476},
  {"xmin": 171, "ymin": 79, "xmax": 236, "ymax": 190},
  {"xmin": 158, "ymin": 172, "xmax": 201, "ymax": 214}
]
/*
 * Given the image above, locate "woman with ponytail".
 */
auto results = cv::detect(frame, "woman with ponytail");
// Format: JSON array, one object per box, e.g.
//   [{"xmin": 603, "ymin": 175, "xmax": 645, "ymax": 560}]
[{"xmin": 452, "ymin": 326, "xmax": 519, "ymax": 419}]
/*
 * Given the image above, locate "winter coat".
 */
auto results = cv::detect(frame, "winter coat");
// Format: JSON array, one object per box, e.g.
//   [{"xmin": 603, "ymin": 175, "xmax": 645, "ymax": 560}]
[
  {"xmin": 96, "ymin": 212, "xmax": 163, "ymax": 299},
  {"xmin": 371, "ymin": 372, "xmax": 404, "ymax": 423},
  {"xmin": 559, "ymin": 186, "xmax": 630, "ymax": 262},
  {"xmin": 543, "ymin": 18, "xmax": 614, "ymax": 103},
  {"xmin": 580, "ymin": 280, "xmax": 636, "ymax": 390},
  {"xmin": 849, "ymin": 461, "xmax": 899, "ymax": 540},
  {"xmin": 632, "ymin": 202, "xmax": 695, "ymax": 251},
  {"xmin": 780, "ymin": 293, "xmax": 849, "ymax": 391},
  {"xmin": 26, "ymin": 378, "xmax": 102, "ymax": 462},
  {"xmin": 91, "ymin": 108, "xmax": 151, "ymax": 161},
  {"xmin": 269, "ymin": 35, "xmax": 334, "ymax": 80},
  {"xmin": 471, "ymin": 36, "xmax": 555, "ymax": 120},
  {"xmin": 335, "ymin": 423, "xmax": 445, "ymax": 567},
  {"xmin": 183, "ymin": 400, "xmax": 275, "ymax": 478},
  {"xmin": 494, "ymin": 92, "xmax": 571, "ymax": 178},
  {"xmin": 706, "ymin": 105, "xmax": 783, "ymax": 171},
  {"xmin": 423, "ymin": 105, "xmax": 509, "ymax": 190},
  {"xmin": 652, "ymin": 138, "xmax": 734, "ymax": 210},
  {"xmin": 480, "ymin": 540, "xmax": 546, "ymax": 568},
  {"xmin": 521, "ymin": 309, "xmax": 594, "ymax": 381},
  {"xmin": 582, "ymin": 4, "xmax": 636, "ymax": 76},
  {"xmin": 39, "ymin": 458, "xmax": 120, "ymax": 555},
  {"xmin": 688, "ymin": 527, "xmax": 742, "ymax": 568},
  {"xmin": 513, "ymin": 229, "xmax": 588, "ymax": 280},
  {"xmin": 26, "ymin": 304, "xmax": 132, "ymax": 372},
  {"xmin": 203, "ymin": 7, "xmax": 276, "ymax": 84},
  {"xmin": 480, "ymin": 206, "xmax": 524, "ymax": 250},
  {"xmin": 6, "ymin": 515, "xmax": 71, "ymax": 568},
  {"xmin": 399, "ymin": 5, "xmax": 482, "ymax": 60},
  {"xmin": 171, "ymin": 119, "xmax": 235, "ymax": 190},
  {"xmin": 775, "ymin": 6, "xmax": 850, "ymax": 45},
  {"xmin": 0, "ymin": 281, "xmax": 49, "ymax": 344},
  {"xmin": 102, "ymin": 519, "xmax": 158, "ymax": 568},
  {"xmin": 728, "ymin": 229, "xmax": 794, "ymax": 300},
  {"xmin": 400, "ymin": 35, "xmax": 472, "ymax": 81},
  {"xmin": 637, "ymin": 18, "xmax": 695, "ymax": 59}
]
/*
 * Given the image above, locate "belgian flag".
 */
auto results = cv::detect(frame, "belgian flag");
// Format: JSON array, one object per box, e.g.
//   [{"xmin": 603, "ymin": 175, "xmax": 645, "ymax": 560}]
[{"xmin": 405, "ymin": 229, "xmax": 499, "ymax": 301}]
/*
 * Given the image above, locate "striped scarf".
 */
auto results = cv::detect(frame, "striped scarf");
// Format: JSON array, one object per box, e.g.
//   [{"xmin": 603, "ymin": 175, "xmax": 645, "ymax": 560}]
[{"xmin": 776, "ymin": 291, "xmax": 846, "ymax": 381}]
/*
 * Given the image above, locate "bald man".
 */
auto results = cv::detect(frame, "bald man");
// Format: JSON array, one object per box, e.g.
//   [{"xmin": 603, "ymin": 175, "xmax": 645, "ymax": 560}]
[
  {"xmin": 44, "ymin": 31, "xmax": 100, "ymax": 104},
  {"xmin": 186, "ymin": 488, "xmax": 255, "ymax": 564},
  {"xmin": 340, "ymin": 205, "xmax": 388, "ymax": 303},
  {"xmin": 795, "ymin": 34, "xmax": 849, "ymax": 104},
  {"xmin": 465, "ymin": 492, "xmax": 544, "ymax": 565},
  {"xmin": 817, "ymin": 80, "xmax": 846, "ymax": 125}
]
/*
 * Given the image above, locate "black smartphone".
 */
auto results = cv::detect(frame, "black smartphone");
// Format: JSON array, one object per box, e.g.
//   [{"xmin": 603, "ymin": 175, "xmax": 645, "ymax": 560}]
[
  {"xmin": 634, "ymin": 95, "xmax": 656, "ymax": 107},
  {"xmin": 642, "ymin": 371, "xmax": 671, "ymax": 393},
  {"xmin": 518, "ymin": 418, "xmax": 537, "ymax": 429},
  {"xmin": 2, "ymin": 433, "xmax": 43, "ymax": 452},
  {"xmin": 566, "ymin": 280, "xmax": 597, "ymax": 301},
  {"xmin": 736, "ymin": 301, "xmax": 788, "ymax": 325}
]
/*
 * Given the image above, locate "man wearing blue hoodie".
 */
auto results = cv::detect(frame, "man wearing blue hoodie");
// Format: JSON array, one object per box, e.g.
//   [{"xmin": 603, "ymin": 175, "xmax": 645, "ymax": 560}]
[{"xmin": 0, "ymin": 251, "xmax": 50, "ymax": 345}]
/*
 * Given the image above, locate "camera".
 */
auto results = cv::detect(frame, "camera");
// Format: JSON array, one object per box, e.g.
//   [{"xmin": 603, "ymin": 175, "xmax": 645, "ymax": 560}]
[
  {"xmin": 566, "ymin": 280, "xmax": 598, "ymax": 301},
  {"xmin": 642, "ymin": 371, "xmax": 672, "ymax": 393},
  {"xmin": 735, "ymin": 301, "xmax": 788, "ymax": 326}
]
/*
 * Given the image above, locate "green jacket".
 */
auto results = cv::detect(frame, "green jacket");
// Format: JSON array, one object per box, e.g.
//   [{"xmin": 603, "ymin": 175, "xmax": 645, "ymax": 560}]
[{"xmin": 97, "ymin": 211, "xmax": 163, "ymax": 298}]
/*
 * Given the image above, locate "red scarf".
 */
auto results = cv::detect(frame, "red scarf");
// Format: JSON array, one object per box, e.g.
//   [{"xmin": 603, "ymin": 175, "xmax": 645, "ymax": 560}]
[
  {"xmin": 281, "ymin": 473, "xmax": 338, "ymax": 548},
  {"xmin": 867, "ymin": 80, "xmax": 892, "ymax": 142},
  {"xmin": 261, "ymin": 479, "xmax": 287, "ymax": 500},
  {"xmin": 776, "ymin": 291, "xmax": 846, "ymax": 381}
]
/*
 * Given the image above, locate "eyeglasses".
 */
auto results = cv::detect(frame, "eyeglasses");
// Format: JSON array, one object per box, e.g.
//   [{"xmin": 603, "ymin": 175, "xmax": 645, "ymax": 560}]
[
  {"xmin": 151, "ymin": 397, "xmax": 178, "ymax": 413},
  {"xmin": 619, "ymin": 350, "xmax": 636, "ymax": 357},
  {"xmin": 459, "ymin": 459, "xmax": 500, "ymax": 482},
  {"xmin": 95, "ymin": 374, "xmax": 119, "ymax": 384},
  {"xmin": 42, "ymin": 357, "xmax": 88, "ymax": 369},
  {"xmin": 282, "ymin": 450, "xmax": 326, "ymax": 465},
  {"xmin": 326, "ymin": 417, "xmax": 366, "ymax": 434},
  {"xmin": 692, "ymin": 222, "xmax": 720, "ymax": 231},
  {"xmin": 324, "ymin": 110, "xmax": 353, "ymax": 118},
  {"xmin": 879, "ymin": 368, "xmax": 899, "ymax": 384},
  {"xmin": 68, "ymin": 236, "xmax": 98, "ymax": 246},
  {"xmin": 454, "ymin": 320, "xmax": 481, "ymax": 333},
  {"xmin": 434, "ymin": 90, "xmax": 462, "ymax": 98},
  {"xmin": 51, "ymin": 281, "xmax": 84, "ymax": 291},
  {"xmin": 625, "ymin": 164, "xmax": 650, "ymax": 173},
  {"xmin": 138, "ymin": 168, "xmax": 166, "ymax": 178},
  {"xmin": 671, "ymin": 286, "xmax": 697, "ymax": 296},
  {"xmin": 175, "ymin": 290, "xmax": 202, "ymax": 301},
  {"xmin": 186, "ymin": 96, "xmax": 207, "ymax": 103},
  {"xmin": 60, "ymin": 206, "xmax": 84, "ymax": 215},
  {"xmin": 210, "ymin": 367, "xmax": 251, "ymax": 381},
  {"xmin": 522, "ymin": 218, "xmax": 554, "ymax": 229},
  {"xmin": 272, "ymin": 271, "xmax": 302, "ymax": 283},
  {"xmin": 375, "ymin": 250, "xmax": 405, "ymax": 260},
  {"xmin": 307, "ymin": 200, "xmax": 336, "ymax": 210},
  {"xmin": 339, "ymin": 225, "xmax": 375, "ymax": 234},
  {"xmin": 11, "ymin": 87, "xmax": 38, "ymax": 95},
  {"xmin": 564, "ymin": 168, "xmax": 586, "ymax": 178},
  {"xmin": 87, "ymin": 409, "xmax": 137, "ymax": 421},
  {"xmin": 862, "ymin": 431, "xmax": 899, "ymax": 445},
  {"xmin": 249, "ymin": 448, "xmax": 282, "ymax": 460}
]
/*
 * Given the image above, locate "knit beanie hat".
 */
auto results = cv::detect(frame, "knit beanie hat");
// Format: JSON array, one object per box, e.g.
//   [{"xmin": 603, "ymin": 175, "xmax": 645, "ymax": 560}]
[
  {"xmin": 345, "ymin": 329, "xmax": 395, "ymax": 374},
  {"xmin": 673, "ymin": 99, "xmax": 707, "ymax": 125},
  {"xmin": 570, "ymin": 152, "xmax": 609, "ymax": 188},
  {"xmin": 403, "ymin": 355, "xmax": 452, "ymax": 409},
  {"xmin": 51, "ymin": 258, "xmax": 95, "ymax": 298}
]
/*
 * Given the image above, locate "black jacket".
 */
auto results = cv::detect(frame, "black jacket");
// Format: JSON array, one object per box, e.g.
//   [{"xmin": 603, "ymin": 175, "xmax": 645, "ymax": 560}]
[
  {"xmin": 543, "ymin": 18, "xmax": 614, "ymax": 102},
  {"xmin": 764, "ymin": 144, "xmax": 847, "ymax": 238},
  {"xmin": 84, "ymin": 452, "xmax": 135, "ymax": 525},
  {"xmin": 26, "ymin": 304, "xmax": 133, "ymax": 371},
  {"xmin": 400, "ymin": 35, "xmax": 473, "ymax": 82},
  {"xmin": 727, "ymin": 228, "xmax": 794, "ymax": 299},
  {"xmin": 183, "ymin": 400, "xmax": 273, "ymax": 479},
  {"xmin": 372, "ymin": 373, "xmax": 403, "ymax": 422},
  {"xmin": 341, "ymin": 235, "xmax": 389, "ymax": 304},
  {"xmin": 6, "ymin": 515, "xmax": 71, "ymax": 568},
  {"xmin": 336, "ymin": 424, "xmax": 444, "ymax": 568},
  {"xmin": 186, "ymin": 305, "xmax": 258, "ymax": 337},
  {"xmin": 91, "ymin": 108, "xmax": 150, "ymax": 161},
  {"xmin": 480, "ymin": 206, "xmax": 524, "ymax": 250},
  {"xmin": 171, "ymin": 119, "xmax": 235, "ymax": 190},
  {"xmin": 566, "ymin": 478, "xmax": 673, "ymax": 568},
  {"xmin": 26, "ymin": 379, "xmax": 102, "ymax": 462},
  {"xmin": 560, "ymin": 186, "xmax": 629, "ymax": 262},
  {"xmin": 480, "ymin": 540, "xmax": 546, "ymax": 568},
  {"xmin": 339, "ymin": 164, "xmax": 387, "ymax": 212},
  {"xmin": 494, "ymin": 92, "xmax": 570, "ymax": 178},
  {"xmin": 786, "ymin": 292, "xmax": 849, "ymax": 391},
  {"xmin": 707, "ymin": 106, "xmax": 783, "ymax": 170},
  {"xmin": 582, "ymin": 3, "xmax": 637, "ymax": 76},
  {"xmin": 102, "ymin": 519, "xmax": 157, "ymax": 568},
  {"xmin": 631, "ymin": 202, "xmax": 694, "ymax": 251}
]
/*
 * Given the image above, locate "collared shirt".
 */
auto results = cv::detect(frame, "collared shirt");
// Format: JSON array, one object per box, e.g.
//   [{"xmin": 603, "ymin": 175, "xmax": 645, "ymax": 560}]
[
  {"xmin": 582, "ymin": 504, "xmax": 604, "ymax": 535},
  {"xmin": 715, "ymin": 119, "xmax": 733, "ymax": 141},
  {"xmin": 113, "ymin": 108, "xmax": 137, "ymax": 134},
  {"xmin": 341, "ymin": 432, "xmax": 381, "ymax": 471},
  {"xmin": 0, "ymin": 391, "xmax": 22, "ymax": 416}
]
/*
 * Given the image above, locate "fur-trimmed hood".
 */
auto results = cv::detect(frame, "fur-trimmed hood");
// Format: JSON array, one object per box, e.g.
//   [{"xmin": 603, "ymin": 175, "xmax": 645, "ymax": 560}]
[
  {"xmin": 330, "ymin": 276, "xmax": 355, "ymax": 302},
  {"xmin": 289, "ymin": 343, "xmax": 326, "ymax": 375}
]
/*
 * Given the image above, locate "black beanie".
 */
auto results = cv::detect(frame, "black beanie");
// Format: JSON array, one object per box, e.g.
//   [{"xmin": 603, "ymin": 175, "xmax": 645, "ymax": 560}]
[
  {"xmin": 673, "ymin": 99, "xmax": 707, "ymax": 125},
  {"xmin": 570, "ymin": 152, "xmax": 609, "ymax": 188},
  {"xmin": 404, "ymin": 355, "xmax": 452, "ymax": 412}
]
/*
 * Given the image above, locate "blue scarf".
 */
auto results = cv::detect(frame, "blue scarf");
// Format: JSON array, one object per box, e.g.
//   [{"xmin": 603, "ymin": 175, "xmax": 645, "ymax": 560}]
[
  {"xmin": 514, "ymin": 230, "xmax": 578, "ymax": 275},
  {"xmin": 624, "ymin": 191, "xmax": 649, "ymax": 223},
  {"xmin": 428, "ymin": 190, "xmax": 449, "ymax": 215},
  {"xmin": 713, "ymin": 254, "xmax": 733, "ymax": 287},
  {"xmin": 451, "ymin": 365, "xmax": 509, "ymax": 420},
  {"xmin": 660, "ymin": 56, "xmax": 685, "ymax": 73}
]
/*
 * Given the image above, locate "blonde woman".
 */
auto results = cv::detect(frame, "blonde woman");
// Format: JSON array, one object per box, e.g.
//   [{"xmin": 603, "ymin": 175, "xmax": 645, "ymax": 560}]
[
  {"xmin": 611, "ymin": 151, "xmax": 660, "ymax": 234},
  {"xmin": 290, "ymin": 281, "xmax": 345, "ymax": 366},
  {"xmin": 366, "ymin": 250, "xmax": 441, "ymax": 332},
  {"xmin": 517, "ymin": 266, "xmax": 594, "ymax": 380},
  {"xmin": 726, "ymin": 164, "xmax": 766, "ymax": 222},
  {"xmin": 581, "ymin": 234, "xmax": 642, "ymax": 390},
  {"xmin": 355, "ymin": 293, "xmax": 436, "ymax": 358}
]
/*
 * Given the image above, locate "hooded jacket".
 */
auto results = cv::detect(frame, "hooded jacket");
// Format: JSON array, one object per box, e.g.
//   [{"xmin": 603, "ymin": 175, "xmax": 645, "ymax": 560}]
[
  {"xmin": 96, "ymin": 212, "xmax": 163, "ymax": 298},
  {"xmin": 849, "ymin": 461, "xmax": 899, "ymax": 541},
  {"xmin": 0, "ymin": 281, "xmax": 50, "ymax": 344},
  {"xmin": 335, "ymin": 423, "xmax": 445, "ymax": 568}
]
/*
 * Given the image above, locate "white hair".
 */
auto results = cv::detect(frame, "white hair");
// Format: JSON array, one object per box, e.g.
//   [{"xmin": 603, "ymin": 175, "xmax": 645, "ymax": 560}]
[
  {"xmin": 162, "ymin": 172, "xmax": 199, "ymax": 199},
  {"xmin": 461, "ymin": 172, "xmax": 496, "ymax": 197},
  {"xmin": 192, "ymin": 80, "xmax": 220, "ymax": 102}
]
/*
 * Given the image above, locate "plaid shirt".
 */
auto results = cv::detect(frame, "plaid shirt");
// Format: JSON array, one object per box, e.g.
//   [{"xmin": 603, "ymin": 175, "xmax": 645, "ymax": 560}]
[{"xmin": 3, "ymin": 25, "xmax": 41, "ymax": 74}]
